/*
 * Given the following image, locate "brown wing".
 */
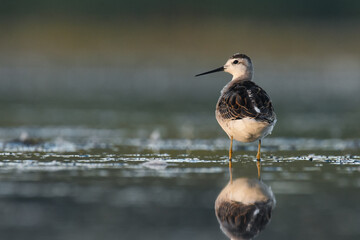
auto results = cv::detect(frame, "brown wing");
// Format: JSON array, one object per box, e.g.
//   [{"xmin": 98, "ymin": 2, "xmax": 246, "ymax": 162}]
[{"xmin": 217, "ymin": 81, "xmax": 275, "ymax": 123}]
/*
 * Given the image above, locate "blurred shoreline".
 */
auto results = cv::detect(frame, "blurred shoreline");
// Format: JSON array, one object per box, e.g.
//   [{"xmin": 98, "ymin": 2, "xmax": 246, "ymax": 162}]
[{"xmin": 1, "ymin": 18, "xmax": 359, "ymax": 62}]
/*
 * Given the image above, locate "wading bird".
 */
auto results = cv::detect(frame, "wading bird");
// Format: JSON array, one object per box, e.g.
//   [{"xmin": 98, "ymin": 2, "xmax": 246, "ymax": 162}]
[{"xmin": 196, "ymin": 53, "xmax": 276, "ymax": 179}]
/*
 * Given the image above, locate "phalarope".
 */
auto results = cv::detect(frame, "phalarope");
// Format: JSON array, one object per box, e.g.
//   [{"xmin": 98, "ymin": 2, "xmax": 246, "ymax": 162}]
[{"xmin": 196, "ymin": 53, "xmax": 276, "ymax": 179}]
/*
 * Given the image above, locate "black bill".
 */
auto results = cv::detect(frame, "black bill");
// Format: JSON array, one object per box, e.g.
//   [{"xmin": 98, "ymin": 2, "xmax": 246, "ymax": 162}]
[{"xmin": 195, "ymin": 66, "xmax": 224, "ymax": 77}]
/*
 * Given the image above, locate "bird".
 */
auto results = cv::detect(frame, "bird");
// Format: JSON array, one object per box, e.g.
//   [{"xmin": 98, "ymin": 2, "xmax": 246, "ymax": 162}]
[
  {"xmin": 195, "ymin": 53, "xmax": 276, "ymax": 179},
  {"xmin": 215, "ymin": 178, "xmax": 276, "ymax": 240}
]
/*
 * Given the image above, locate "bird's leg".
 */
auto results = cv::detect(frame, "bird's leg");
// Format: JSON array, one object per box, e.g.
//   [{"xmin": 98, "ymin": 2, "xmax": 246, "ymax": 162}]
[
  {"xmin": 256, "ymin": 139, "xmax": 261, "ymax": 180},
  {"xmin": 229, "ymin": 136, "xmax": 233, "ymax": 183}
]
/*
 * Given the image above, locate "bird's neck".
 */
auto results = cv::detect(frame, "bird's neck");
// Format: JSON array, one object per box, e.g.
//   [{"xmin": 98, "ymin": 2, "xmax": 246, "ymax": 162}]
[{"xmin": 231, "ymin": 71, "xmax": 252, "ymax": 82}]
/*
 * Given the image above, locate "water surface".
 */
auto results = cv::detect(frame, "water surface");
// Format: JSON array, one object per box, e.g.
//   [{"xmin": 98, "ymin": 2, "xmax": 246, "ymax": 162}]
[{"xmin": 0, "ymin": 126, "xmax": 359, "ymax": 240}]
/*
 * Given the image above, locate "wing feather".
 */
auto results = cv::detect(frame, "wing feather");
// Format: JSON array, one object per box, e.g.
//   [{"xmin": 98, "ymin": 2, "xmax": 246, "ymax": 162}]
[{"xmin": 217, "ymin": 81, "xmax": 275, "ymax": 123}]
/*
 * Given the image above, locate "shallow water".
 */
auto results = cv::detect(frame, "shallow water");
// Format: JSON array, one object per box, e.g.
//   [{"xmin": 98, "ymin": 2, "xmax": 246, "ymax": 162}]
[{"xmin": 0, "ymin": 127, "xmax": 359, "ymax": 240}]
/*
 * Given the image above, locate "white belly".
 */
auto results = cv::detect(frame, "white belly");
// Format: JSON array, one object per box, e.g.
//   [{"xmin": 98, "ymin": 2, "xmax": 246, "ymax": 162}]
[{"xmin": 216, "ymin": 116, "xmax": 275, "ymax": 143}]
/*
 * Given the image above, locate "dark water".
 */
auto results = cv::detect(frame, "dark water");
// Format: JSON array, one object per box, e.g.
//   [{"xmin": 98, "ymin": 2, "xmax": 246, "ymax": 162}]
[
  {"xmin": 0, "ymin": 61, "xmax": 359, "ymax": 239},
  {"xmin": 0, "ymin": 126, "xmax": 359, "ymax": 240}
]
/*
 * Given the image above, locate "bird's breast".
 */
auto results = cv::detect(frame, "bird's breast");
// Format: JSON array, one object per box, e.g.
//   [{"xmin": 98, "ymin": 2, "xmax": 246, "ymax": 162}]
[{"xmin": 216, "ymin": 112, "xmax": 275, "ymax": 142}]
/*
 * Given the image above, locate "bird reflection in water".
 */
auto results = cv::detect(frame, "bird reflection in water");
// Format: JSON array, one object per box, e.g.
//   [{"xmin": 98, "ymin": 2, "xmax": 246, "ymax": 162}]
[{"xmin": 215, "ymin": 168, "xmax": 275, "ymax": 240}]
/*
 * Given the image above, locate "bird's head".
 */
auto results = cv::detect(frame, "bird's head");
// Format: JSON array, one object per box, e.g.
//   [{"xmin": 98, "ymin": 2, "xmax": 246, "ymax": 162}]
[{"xmin": 195, "ymin": 53, "xmax": 253, "ymax": 81}]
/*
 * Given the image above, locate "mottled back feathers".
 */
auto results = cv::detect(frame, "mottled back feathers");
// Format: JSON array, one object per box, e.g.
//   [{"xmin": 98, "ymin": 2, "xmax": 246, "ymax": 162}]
[
  {"xmin": 217, "ymin": 80, "xmax": 276, "ymax": 123},
  {"xmin": 216, "ymin": 200, "xmax": 272, "ymax": 239}
]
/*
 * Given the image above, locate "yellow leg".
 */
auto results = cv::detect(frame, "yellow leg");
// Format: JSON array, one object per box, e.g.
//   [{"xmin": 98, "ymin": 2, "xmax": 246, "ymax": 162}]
[
  {"xmin": 229, "ymin": 136, "xmax": 233, "ymax": 183},
  {"xmin": 256, "ymin": 139, "xmax": 261, "ymax": 180}
]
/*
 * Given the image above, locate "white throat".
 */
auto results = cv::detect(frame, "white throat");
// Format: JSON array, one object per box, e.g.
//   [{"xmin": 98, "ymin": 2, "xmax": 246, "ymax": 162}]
[
  {"xmin": 225, "ymin": 63, "xmax": 253, "ymax": 81},
  {"xmin": 231, "ymin": 71, "xmax": 252, "ymax": 81},
  {"xmin": 230, "ymin": 67, "xmax": 253, "ymax": 81}
]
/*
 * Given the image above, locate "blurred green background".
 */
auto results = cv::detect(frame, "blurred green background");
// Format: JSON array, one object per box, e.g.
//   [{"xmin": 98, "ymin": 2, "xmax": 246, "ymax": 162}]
[{"xmin": 0, "ymin": 0, "xmax": 359, "ymax": 138}]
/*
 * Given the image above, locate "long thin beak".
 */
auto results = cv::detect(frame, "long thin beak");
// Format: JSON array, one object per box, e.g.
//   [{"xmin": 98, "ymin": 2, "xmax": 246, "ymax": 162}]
[{"xmin": 195, "ymin": 66, "xmax": 224, "ymax": 77}]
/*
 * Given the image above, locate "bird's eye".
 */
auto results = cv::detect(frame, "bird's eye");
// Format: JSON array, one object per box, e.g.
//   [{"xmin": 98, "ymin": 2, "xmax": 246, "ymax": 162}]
[{"xmin": 232, "ymin": 60, "xmax": 239, "ymax": 64}]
